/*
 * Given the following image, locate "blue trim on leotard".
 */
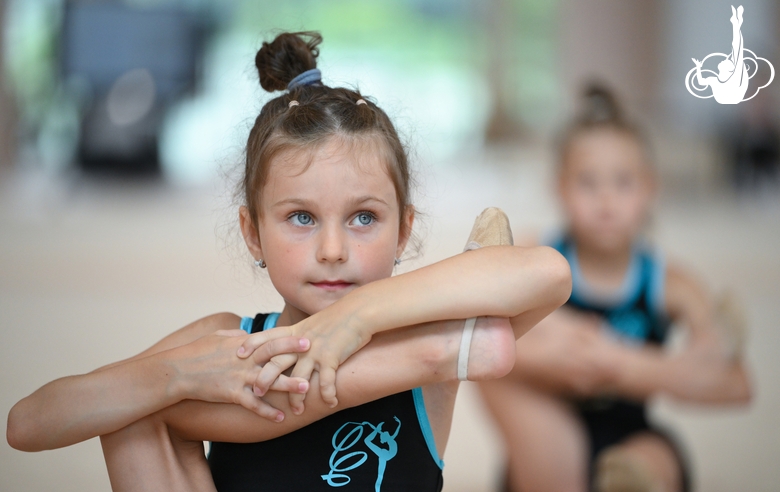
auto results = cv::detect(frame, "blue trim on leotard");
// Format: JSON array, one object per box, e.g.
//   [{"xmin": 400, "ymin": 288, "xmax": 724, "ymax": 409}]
[
  {"xmin": 647, "ymin": 252, "xmax": 667, "ymax": 317},
  {"xmin": 548, "ymin": 232, "xmax": 670, "ymax": 344},
  {"xmin": 564, "ymin": 240, "xmax": 643, "ymax": 310},
  {"xmin": 263, "ymin": 312, "xmax": 281, "ymax": 331},
  {"xmin": 239, "ymin": 316, "xmax": 253, "ymax": 334},
  {"xmin": 412, "ymin": 387, "xmax": 444, "ymax": 470}
]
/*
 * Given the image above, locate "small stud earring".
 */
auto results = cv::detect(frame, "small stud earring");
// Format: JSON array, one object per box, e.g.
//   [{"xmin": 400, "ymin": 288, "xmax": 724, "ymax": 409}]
[
  {"xmin": 254, "ymin": 259, "xmax": 266, "ymax": 268},
  {"xmin": 394, "ymin": 258, "xmax": 402, "ymax": 266}
]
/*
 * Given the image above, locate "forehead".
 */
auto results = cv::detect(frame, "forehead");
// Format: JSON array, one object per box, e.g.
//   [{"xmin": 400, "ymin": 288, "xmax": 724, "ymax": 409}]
[
  {"xmin": 566, "ymin": 128, "xmax": 645, "ymax": 174},
  {"xmin": 263, "ymin": 136, "xmax": 398, "ymax": 208}
]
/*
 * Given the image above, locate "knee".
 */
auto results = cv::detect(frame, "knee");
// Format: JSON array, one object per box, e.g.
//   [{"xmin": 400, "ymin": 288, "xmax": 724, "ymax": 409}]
[{"xmin": 100, "ymin": 413, "xmax": 170, "ymax": 450}]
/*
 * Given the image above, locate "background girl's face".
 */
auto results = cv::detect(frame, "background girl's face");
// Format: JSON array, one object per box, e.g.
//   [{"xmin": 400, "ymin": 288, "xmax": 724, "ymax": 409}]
[
  {"xmin": 245, "ymin": 136, "xmax": 412, "ymax": 319},
  {"xmin": 558, "ymin": 128, "xmax": 655, "ymax": 252}
]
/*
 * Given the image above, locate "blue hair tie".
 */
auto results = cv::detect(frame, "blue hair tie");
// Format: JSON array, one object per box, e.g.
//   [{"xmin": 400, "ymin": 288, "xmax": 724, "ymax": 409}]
[{"xmin": 287, "ymin": 68, "xmax": 322, "ymax": 90}]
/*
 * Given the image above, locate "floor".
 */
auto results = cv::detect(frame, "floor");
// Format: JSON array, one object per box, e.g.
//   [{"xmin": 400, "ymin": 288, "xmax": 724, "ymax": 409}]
[{"xmin": 1, "ymin": 147, "xmax": 778, "ymax": 491}]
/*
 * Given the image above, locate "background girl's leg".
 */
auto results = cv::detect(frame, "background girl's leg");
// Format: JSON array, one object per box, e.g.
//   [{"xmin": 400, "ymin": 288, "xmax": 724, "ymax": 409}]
[
  {"xmin": 101, "ymin": 414, "xmax": 216, "ymax": 492},
  {"xmin": 595, "ymin": 431, "xmax": 686, "ymax": 492},
  {"xmin": 479, "ymin": 380, "xmax": 589, "ymax": 492}
]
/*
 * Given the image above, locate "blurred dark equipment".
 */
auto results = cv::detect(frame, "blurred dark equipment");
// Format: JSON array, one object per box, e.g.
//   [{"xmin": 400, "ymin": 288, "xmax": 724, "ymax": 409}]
[
  {"xmin": 61, "ymin": 1, "xmax": 206, "ymax": 176},
  {"xmin": 724, "ymin": 97, "xmax": 780, "ymax": 192}
]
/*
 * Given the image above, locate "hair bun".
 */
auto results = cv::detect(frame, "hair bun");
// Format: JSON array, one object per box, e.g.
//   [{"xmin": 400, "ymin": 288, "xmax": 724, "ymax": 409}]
[
  {"xmin": 255, "ymin": 31, "xmax": 322, "ymax": 92},
  {"xmin": 579, "ymin": 83, "xmax": 623, "ymax": 124}
]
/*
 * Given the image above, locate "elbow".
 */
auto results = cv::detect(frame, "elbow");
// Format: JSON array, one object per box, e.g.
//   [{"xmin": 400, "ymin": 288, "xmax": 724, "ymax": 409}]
[
  {"xmin": 7, "ymin": 401, "xmax": 44, "ymax": 452},
  {"xmin": 538, "ymin": 246, "xmax": 572, "ymax": 309},
  {"xmin": 7, "ymin": 404, "xmax": 31, "ymax": 451}
]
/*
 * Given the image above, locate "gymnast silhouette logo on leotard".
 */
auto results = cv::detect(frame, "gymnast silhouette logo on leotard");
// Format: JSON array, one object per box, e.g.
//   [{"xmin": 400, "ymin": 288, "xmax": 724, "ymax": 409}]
[
  {"xmin": 321, "ymin": 417, "xmax": 401, "ymax": 491},
  {"xmin": 685, "ymin": 5, "xmax": 774, "ymax": 104}
]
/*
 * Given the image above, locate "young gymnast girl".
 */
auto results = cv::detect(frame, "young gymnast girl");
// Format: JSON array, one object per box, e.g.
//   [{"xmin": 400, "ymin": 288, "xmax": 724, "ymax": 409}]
[
  {"xmin": 7, "ymin": 32, "xmax": 571, "ymax": 491},
  {"xmin": 478, "ymin": 85, "xmax": 752, "ymax": 492}
]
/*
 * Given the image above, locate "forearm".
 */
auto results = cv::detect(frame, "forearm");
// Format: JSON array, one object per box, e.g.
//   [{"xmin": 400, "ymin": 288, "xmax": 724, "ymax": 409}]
[
  {"xmin": 164, "ymin": 317, "xmax": 508, "ymax": 443},
  {"xmin": 340, "ymin": 245, "xmax": 570, "ymax": 339},
  {"xmin": 7, "ymin": 352, "xmax": 186, "ymax": 452},
  {"xmin": 613, "ymin": 346, "xmax": 752, "ymax": 404}
]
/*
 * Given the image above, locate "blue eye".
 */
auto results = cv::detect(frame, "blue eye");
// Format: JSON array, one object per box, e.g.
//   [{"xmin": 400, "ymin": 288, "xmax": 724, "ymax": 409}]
[
  {"xmin": 352, "ymin": 212, "xmax": 375, "ymax": 226},
  {"xmin": 289, "ymin": 212, "xmax": 314, "ymax": 226}
]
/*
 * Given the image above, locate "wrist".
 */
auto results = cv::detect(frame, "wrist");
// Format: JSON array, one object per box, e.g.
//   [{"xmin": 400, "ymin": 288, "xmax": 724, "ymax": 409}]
[
  {"xmin": 161, "ymin": 346, "xmax": 197, "ymax": 403},
  {"xmin": 340, "ymin": 282, "xmax": 383, "ymax": 338}
]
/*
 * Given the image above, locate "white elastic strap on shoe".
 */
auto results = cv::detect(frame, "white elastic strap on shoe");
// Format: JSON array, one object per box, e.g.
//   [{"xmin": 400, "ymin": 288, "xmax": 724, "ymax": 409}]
[{"xmin": 457, "ymin": 317, "xmax": 477, "ymax": 381}]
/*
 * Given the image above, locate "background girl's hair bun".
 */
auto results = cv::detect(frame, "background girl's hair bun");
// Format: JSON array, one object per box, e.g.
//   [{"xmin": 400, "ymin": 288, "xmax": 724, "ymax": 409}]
[
  {"xmin": 255, "ymin": 31, "xmax": 323, "ymax": 92},
  {"xmin": 579, "ymin": 82, "xmax": 623, "ymax": 124}
]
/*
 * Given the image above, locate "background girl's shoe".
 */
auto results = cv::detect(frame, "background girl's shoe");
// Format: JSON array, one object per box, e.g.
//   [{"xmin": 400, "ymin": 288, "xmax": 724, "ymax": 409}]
[{"xmin": 595, "ymin": 447, "xmax": 664, "ymax": 492}]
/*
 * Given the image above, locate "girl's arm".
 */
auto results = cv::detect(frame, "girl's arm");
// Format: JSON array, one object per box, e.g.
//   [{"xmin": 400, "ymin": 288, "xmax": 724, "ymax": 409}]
[
  {"xmin": 614, "ymin": 263, "xmax": 751, "ymax": 404},
  {"xmin": 504, "ymin": 263, "xmax": 752, "ymax": 405},
  {"xmin": 505, "ymin": 308, "xmax": 624, "ymax": 396},
  {"xmin": 10, "ymin": 245, "xmax": 569, "ymax": 450},
  {"xmin": 160, "ymin": 316, "xmax": 517, "ymax": 444},
  {"xmin": 241, "ymin": 245, "xmax": 572, "ymax": 411},
  {"xmin": 6, "ymin": 314, "xmax": 310, "ymax": 452}
]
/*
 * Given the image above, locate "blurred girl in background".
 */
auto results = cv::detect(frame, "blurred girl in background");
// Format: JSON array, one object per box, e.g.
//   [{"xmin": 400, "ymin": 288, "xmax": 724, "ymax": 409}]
[{"xmin": 479, "ymin": 85, "xmax": 752, "ymax": 492}]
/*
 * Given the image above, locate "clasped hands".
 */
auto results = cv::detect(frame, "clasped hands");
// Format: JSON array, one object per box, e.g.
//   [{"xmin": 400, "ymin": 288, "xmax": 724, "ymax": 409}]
[{"xmin": 186, "ymin": 311, "xmax": 368, "ymax": 423}]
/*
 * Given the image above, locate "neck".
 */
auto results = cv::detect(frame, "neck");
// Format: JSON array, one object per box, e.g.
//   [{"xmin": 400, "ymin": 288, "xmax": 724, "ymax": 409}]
[
  {"xmin": 278, "ymin": 304, "xmax": 311, "ymax": 327},
  {"xmin": 574, "ymin": 237, "xmax": 634, "ymax": 288}
]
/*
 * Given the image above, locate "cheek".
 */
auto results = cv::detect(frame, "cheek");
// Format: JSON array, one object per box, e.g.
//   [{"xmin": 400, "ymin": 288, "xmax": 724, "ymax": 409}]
[
  {"xmin": 353, "ymin": 230, "xmax": 398, "ymax": 281},
  {"xmin": 565, "ymin": 190, "xmax": 598, "ymax": 222}
]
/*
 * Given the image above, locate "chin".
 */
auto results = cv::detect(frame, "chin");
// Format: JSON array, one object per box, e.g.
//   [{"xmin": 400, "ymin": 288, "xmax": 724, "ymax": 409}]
[{"xmin": 588, "ymin": 230, "xmax": 632, "ymax": 251}]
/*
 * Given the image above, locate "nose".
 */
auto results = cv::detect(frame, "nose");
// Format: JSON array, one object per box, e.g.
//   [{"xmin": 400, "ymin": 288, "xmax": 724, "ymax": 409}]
[{"xmin": 317, "ymin": 222, "xmax": 348, "ymax": 264}]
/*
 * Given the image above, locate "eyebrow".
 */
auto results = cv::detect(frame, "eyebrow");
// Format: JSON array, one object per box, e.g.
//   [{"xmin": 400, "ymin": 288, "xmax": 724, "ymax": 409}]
[{"xmin": 270, "ymin": 195, "xmax": 391, "ymax": 209}]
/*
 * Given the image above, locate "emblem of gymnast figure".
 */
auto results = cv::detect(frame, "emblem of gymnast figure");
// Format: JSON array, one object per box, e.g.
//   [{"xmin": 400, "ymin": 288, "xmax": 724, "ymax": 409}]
[{"xmin": 685, "ymin": 5, "xmax": 774, "ymax": 104}]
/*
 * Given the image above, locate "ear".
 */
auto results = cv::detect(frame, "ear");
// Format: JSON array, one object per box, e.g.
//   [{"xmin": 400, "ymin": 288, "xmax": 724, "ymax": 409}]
[
  {"xmin": 239, "ymin": 206, "xmax": 264, "ymax": 262},
  {"xmin": 395, "ymin": 205, "xmax": 415, "ymax": 259}
]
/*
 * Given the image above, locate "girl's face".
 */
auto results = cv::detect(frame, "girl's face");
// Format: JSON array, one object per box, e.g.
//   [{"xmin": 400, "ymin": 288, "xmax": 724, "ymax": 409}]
[
  {"xmin": 558, "ymin": 129, "xmax": 655, "ymax": 252},
  {"xmin": 241, "ymin": 136, "xmax": 413, "ymax": 322}
]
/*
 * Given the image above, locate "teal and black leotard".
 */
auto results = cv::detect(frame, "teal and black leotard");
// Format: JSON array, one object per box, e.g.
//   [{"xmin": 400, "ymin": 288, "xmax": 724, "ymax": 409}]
[
  {"xmin": 550, "ymin": 234, "xmax": 689, "ymax": 490},
  {"xmin": 207, "ymin": 313, "xmax": 444, "ymax": 492}
]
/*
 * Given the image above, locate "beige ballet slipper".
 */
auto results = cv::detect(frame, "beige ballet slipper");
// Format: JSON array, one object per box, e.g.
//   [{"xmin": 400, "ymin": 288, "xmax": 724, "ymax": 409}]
[
  {"xmin": 714, "ymin": 290, "xmax": 748, "ymax": 361},
  {"xmin": 457, "ymin": 207, "xmax": 513, "ymax": 381},
  {"xmin": 463, "ymin": 207, "xmax": 514, "ymax": 251},
  {"xmin": 595, "ymin": 447, "xmax": 663, "ymax": 492}
]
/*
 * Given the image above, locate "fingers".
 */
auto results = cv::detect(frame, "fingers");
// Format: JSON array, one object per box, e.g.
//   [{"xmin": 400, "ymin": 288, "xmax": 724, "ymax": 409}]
[
  {"xmin": 319, "ymin": 366, "xmax": 339, "ymax": 409},
  {"xmin": 250, "ymin": 336, "xmax": 310, "ymax": 365},
  {"xmin": 253, "ymin": 354, "xmax": 298, "ymax": 396},
  {"xmin": 236, "ymin": 391, "xmax": 285, "ymax": 422},
  {"xmin": 237, "ymin": 328, "xmax": 292, "ymax": 358},
  {"xmin": 269, "ymin": 374, "xmax": 310, "ymax": 394},
  {"xmin": 288, "ymin": 358, "xmax": 316, "ymax": 415}
]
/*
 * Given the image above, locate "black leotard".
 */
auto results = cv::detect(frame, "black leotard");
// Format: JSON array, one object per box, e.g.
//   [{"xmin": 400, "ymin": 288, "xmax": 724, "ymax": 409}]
[{"xmin": 207, "ymin": 313, "xmax": 444, "ymax": 492}]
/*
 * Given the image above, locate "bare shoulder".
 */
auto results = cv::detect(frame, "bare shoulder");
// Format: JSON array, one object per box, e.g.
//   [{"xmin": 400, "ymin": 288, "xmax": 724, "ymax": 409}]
[
  {"xmin": 158, "ymin": 313, "xmax": 243, "ymax": 347},
  {"xmin": 664, "ymin": 260, "xmax": 712, "ymax": 323},
  {"xmin": 109, "ymin": 313, "xmax": 243, "ymax": 367}
]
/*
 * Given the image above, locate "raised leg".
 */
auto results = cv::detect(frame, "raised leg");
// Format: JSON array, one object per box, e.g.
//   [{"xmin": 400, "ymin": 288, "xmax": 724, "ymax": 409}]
[
  {"xmin": 101, "ymin": 414, "xmax": 216, "ymax": 492},
  {"xmin": 479, "ymin": 379, "xmax": 589, "ymax": 492}
]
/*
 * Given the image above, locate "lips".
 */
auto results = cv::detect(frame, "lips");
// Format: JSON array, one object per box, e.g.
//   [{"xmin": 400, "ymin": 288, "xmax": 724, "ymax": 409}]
[{"xmin": 310, "ymin": 280, "xmax": 354, "ymax": 291}]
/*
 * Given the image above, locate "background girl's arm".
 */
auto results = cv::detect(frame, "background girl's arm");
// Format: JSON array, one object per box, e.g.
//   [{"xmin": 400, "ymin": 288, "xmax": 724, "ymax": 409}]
[
  {"xmin": 504, "ymin": 264, "xmax": 751, "ymax": 404},
  {"xmin": 243, "ymin": 245, "xmax": 572, "ymax": 409},
  {"xmin": 505, "ymin": 308, "xmax": 623, "ymax": 395},
  {"xmin": 6, "ymin": 314, "xmax": 309, "ymax": 451},
  {"xmin": 612, "ymin": 263, "xmax": 752, "ymax": 403}
]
